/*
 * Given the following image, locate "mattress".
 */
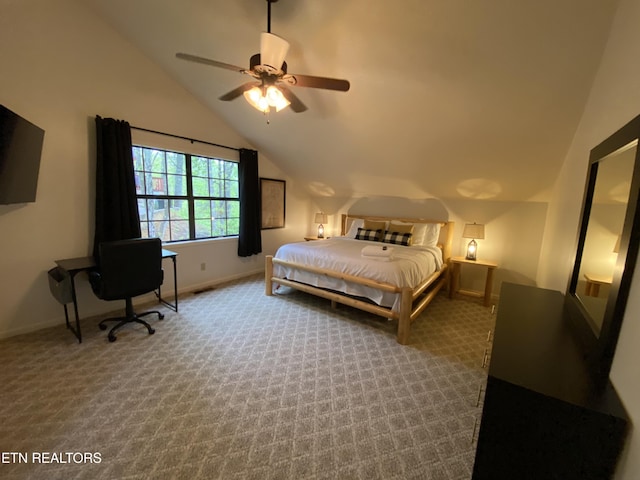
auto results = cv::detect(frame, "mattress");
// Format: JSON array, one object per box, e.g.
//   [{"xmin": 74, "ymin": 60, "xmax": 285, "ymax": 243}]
[{"xmin": 273, "ymin": 236, "xmax": 443, "ymax": 311}]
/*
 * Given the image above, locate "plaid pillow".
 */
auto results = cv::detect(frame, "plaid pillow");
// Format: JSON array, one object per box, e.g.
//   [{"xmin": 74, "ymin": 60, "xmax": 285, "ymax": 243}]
[
  {"xmin": 355, "ymin": 228, "xmax": 382, "ymax": 242},
  {"xmin": 382, "ymin": 231, "xmax": 413, "ymax": 246}
]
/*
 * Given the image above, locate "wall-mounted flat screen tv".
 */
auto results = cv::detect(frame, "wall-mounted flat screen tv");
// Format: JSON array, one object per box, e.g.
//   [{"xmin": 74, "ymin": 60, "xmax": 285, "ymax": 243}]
[{"xmin": 0, "ymin": 105, "xmax": 45, "ymax": 205}]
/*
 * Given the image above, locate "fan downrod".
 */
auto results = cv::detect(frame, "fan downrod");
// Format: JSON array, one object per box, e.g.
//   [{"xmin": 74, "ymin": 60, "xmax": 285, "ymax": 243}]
[{"xmin": 266, "ymin": 0, "xmax": 279, "ymax": 33}]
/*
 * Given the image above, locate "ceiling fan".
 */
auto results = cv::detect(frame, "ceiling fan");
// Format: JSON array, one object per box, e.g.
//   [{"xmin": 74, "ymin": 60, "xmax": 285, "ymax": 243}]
[{"xmin": 176, "ymin": 0, "xmax": 350, "ymax": 116}]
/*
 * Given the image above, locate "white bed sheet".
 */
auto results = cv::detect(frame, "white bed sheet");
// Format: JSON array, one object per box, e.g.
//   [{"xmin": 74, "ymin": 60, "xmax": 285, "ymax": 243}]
[{"xmin": 273, "ymin": 236, "xmax": 443, "ymax": 311}]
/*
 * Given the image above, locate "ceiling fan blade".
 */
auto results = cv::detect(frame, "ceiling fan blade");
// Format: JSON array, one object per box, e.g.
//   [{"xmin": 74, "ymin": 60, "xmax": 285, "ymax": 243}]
[
  {"xmin": 278, "ymin": 86, "xmax": 308, "ymax": 113},
  {"xmin": 260, "ymin": 32, "xmax": 289, "ymax": 72},
  {"xmin": 283, "ymin": 73, "xmax": 350, "ymax": 92},
  {"xmin": 176, "ymin": 53, "xmax": 247, "ymax": 74},
  {"xmin": 219, "ymin": 83, "xmax": 259, "ymax": 101}
]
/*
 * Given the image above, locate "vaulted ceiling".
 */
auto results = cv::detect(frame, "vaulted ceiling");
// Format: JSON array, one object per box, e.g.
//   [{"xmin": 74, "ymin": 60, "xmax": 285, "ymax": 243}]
[{"xmin": 87, "ymin": 0, "xmax": 619, "ymax": 202}]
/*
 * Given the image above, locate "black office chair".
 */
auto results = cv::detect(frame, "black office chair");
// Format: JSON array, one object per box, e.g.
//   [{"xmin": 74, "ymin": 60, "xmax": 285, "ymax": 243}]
[{"xmin": 89, "ymin": 237, "xmax": 164, "ymax": 342}]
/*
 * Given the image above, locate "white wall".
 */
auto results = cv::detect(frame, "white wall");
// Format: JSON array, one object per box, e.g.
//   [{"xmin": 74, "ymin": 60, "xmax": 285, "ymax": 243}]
[
  {"xmin": 0, "ymin": 0, "xmax": 310, "ymax": 339},
  {"xmin": 312, "ymin": 195, "xmax": 548, "ymax": 303},
  {"xmin": 538, "ymin": 0, "xmax": 640, "ymax": 477}
]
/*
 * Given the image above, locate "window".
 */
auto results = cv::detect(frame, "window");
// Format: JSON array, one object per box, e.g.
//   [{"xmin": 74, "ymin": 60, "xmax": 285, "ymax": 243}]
[{"xmin": 133, "ymin": 146, "xmax": 239, "ymax": 242}]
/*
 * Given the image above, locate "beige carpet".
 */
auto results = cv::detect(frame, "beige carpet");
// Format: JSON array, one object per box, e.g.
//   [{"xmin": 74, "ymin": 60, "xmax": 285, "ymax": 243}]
[{"xmin": 0, "ymin": 274, "xmax": 494, "ymax": 480}]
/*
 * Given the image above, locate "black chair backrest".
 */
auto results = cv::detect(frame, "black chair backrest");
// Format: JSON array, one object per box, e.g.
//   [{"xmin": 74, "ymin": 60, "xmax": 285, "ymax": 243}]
[{"xmin": 96, "ymin": 238, "xmax": 163, "ymax": 300}]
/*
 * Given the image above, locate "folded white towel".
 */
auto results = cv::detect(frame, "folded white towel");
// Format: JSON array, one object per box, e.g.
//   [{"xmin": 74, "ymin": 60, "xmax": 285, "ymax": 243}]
[
  {"xmin": 361, "ymin": 245, "xmax": 393, "ymax": 258},
  {"xmin": 363, "ymin": 255, "xmax": 391, "ymax": 262}
]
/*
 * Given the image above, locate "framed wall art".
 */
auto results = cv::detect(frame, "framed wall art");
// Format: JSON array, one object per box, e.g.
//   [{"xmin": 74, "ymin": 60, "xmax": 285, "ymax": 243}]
[{"xmin": 260, "ymin": 178, "xmax": 286, "ymax": 229}]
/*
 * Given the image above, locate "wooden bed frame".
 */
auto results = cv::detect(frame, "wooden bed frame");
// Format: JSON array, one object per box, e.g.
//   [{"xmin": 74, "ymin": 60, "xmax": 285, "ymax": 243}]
[{"xmin": 265, "ymin": 214, "xmax": 454, "ymax": 345}]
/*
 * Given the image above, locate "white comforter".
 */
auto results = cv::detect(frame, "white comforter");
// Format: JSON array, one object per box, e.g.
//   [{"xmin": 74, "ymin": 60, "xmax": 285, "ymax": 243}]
[{"xmin": 273, "ymin": 237, "xmax": 443, "ymax": 311}]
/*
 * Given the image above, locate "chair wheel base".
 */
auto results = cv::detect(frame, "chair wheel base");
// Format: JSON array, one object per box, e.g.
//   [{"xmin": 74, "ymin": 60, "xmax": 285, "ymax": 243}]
[{"xmin": 100, "ymin": 307, "xmax": 162, "ymax": 342}]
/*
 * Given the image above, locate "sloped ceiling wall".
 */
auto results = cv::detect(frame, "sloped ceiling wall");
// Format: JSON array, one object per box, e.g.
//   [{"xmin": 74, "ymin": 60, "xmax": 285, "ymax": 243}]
[{"xmin": 87, "ymin": 0, "xmax": 619, "ymax": 202}]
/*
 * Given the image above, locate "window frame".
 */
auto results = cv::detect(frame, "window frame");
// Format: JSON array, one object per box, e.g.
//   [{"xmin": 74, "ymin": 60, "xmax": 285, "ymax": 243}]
[{"xmin": 132, "ymin": 145, "xmax": 240, "ymax": 243}]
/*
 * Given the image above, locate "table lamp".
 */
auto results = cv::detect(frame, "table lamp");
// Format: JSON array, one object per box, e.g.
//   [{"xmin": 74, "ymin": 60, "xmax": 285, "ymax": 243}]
[
  {"xmin": 315, "ymin": 212, "xmax": 328, "ymax": 238},
  {"xmin": 463, "ymin": 223, "xmax": 485, "ymax": 260}
]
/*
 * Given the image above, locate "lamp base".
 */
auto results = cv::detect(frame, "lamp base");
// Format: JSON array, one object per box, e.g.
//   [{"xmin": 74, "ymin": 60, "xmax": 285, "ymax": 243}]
[{"xmin": 465, "ymin": 239, "xmax": 477, "ymax": 261}]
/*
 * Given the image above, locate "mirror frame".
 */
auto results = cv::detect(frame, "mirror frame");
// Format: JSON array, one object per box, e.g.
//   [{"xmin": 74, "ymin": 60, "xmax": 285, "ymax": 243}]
[{"xmin": 566, "ymin": 114, "xmax": 640, "ymax": 384}]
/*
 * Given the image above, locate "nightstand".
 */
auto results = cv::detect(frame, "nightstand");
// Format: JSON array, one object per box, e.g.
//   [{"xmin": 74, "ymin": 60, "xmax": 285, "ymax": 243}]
[
  {"xmin": 449, "ymin": 256, "xmax": 498, "ymax": 307},
  {"xmin": 304, "ymin": 236, "xmax": 329, "ymax": 241},
  {"xmin": 583, "ymin": 273, "xmax": 612, "ymax": 297}
]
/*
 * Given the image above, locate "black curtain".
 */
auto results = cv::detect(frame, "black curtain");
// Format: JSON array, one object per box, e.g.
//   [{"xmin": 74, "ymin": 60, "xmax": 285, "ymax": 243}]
[
  {"xmin": 237, "ymin": 148, "xmax": 262, "ymax": 257},
  {"xmin": 93, "ymin": 116, "xmax": 141, "ymax": 259}
]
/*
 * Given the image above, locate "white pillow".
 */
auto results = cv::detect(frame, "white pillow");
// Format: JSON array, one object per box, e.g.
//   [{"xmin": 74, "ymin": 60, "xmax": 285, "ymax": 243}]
[
  {"xmin": 422, "ymin": 223, "xmax": 441, "ymax": 247},
  {"xmin": 412, "ymin": 223, "xmax": 429, "ymax": 246},
  {"xmin": 389, "ymin": 221, "xmax": 440, "ymax": 247},
  {"xmin": 344, "ymin": 218, "xmax": 364, "ymax": 238}
]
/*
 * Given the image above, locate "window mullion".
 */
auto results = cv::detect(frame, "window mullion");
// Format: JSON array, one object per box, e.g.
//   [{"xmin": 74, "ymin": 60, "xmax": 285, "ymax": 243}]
[{"xmin": 186, "ymin": 154, "xmax": 196, "ymax": 240}]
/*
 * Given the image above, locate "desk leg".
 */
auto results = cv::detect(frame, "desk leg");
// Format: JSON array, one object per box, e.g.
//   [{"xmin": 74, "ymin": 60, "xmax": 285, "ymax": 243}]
[
  {"xmin": 484, "ymin": 267, "xmax": 495, "ymax": 307},
  {"xmin": 67, "ymin": 273, "xmax": 82, "ymax": 343},
  {"xmin": 172, "ymin": 256, "xmax": 178, "ymax": 313},
  {"xmin": 156, "ymin": 256, "xmax": 178, "ymax": 312}
]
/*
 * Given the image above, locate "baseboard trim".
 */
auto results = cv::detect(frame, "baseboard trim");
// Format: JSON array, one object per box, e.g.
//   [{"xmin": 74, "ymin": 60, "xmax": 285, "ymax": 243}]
[
  {"xmin": 177, "ymin": 269, "xmax": 264, "ymax": 297},
  {"xmin": 0, "ymin": 269, "xmax": 265, "ymax": 340}
]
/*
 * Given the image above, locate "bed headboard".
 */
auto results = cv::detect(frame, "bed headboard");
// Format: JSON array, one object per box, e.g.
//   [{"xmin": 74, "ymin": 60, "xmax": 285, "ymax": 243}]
[{"xmin": 340, "ymin": 213, "xmax": 455, "ymax": 261}]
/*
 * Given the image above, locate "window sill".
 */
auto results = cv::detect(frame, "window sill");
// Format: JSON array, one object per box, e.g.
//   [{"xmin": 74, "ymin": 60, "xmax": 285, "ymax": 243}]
[{"xmin": 163, "ymin": 236, "xmax": 238, "ymax": 249}]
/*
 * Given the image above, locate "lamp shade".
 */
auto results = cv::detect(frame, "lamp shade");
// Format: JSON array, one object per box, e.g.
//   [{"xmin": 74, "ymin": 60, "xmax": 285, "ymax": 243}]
[
  {"xmin": 314, "ymin": 213, "xmax": 328, "ymax": 224},
  {"xmin": 244, "ymin": 87, "xmax": 269, "ymax": 112},
  {"xmin": 265, "ymin": 86, "xmax": 290, "ymax": 111},
  {"xmin": 243, "ymin": 85, "xmax": 290, "ymax": 113},
  {"xmin": 463, "ymin": 223, "xmax": 485, "ymax": 239}
]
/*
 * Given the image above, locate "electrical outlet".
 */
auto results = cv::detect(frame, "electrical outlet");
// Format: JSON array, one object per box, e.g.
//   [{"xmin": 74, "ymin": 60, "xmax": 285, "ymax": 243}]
[{"xmin": 200, "ymin": 262, "xmax": 206, "ymax": 271}]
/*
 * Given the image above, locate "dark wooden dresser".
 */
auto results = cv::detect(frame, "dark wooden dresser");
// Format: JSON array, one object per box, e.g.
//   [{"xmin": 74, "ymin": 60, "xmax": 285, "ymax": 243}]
[{"xmin": 472, "ymin": 282, "xmax": 629, "ymax": 480}]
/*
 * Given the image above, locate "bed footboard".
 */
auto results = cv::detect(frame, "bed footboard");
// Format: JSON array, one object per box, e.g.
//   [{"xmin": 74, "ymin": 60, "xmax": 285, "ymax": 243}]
[{"xmin": 265, "ymin": 255, "xmax": 447, "ymax": 345}]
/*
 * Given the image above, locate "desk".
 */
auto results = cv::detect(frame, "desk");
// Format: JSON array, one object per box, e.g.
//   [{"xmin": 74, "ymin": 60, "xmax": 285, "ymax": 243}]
[
  {"xmin": 449, "ymin": 256, "xmax": 498, "ymax": 307},
  {"xmin": 583, "ymin": 273, "xmax": 612, "ymax": 297},
  {"xmin": 54, "ymin": 249, "xmax": 178, "ymax": 343}
]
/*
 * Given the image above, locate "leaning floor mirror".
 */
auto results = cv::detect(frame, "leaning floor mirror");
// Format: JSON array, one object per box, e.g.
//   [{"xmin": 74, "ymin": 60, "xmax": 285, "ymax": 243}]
[{"xmin": 566, "ymin": 114, "xmax": 640, "ymax": 383}]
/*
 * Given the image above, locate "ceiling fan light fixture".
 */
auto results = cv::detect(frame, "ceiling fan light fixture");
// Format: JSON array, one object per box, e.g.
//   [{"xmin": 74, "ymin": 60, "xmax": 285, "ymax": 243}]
[
  {"xmin": 243, "ymin": 85, "xmax": 290, "ymax": 113},
  {"xmin": 266, "ymin": 85, "xmax": 290, "ymax": 111},
  {"xmin": 244, "ymin": 86, "xmax": 269, "ymax": 112}
]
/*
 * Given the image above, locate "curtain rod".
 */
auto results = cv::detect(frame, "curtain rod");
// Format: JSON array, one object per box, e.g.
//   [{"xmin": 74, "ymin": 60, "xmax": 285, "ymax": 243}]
[{"xmin": 130, "ymin": 125, "xmax": 240, "ymax": 152}]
